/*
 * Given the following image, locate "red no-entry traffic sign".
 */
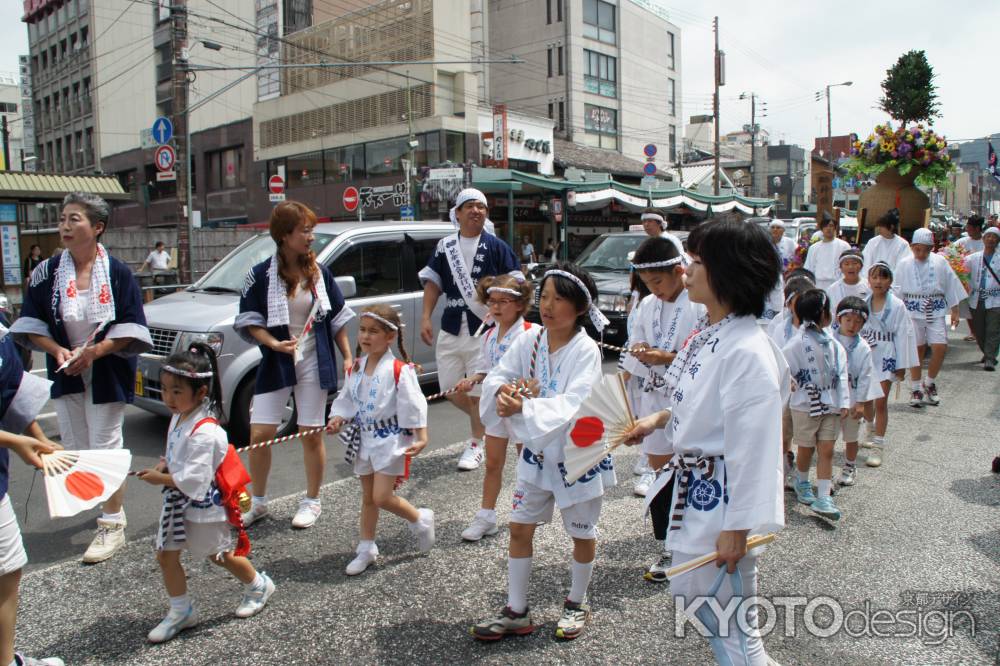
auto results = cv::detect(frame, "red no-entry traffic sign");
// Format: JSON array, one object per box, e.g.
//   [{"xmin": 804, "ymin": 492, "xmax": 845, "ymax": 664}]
[
  {"xmin": 343, "ymin": 186, "xmax": 360, "ymax": 212},
  {"xmin": 268, "ymin": 175, "xmax": 285, "ymax": 194}
]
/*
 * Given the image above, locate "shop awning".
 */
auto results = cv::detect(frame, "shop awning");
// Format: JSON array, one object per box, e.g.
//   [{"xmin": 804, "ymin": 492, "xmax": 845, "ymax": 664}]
[{"xmin": 0, "ymin": 171, "xmax": 131, "ymax": 202}]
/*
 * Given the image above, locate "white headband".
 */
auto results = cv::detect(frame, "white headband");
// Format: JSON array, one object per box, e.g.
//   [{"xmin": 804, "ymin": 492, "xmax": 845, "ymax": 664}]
[
  {"xmin": 984, "ymin": 226, "xmax": 1000, "ymax": 239},
  {"xmin": 543, "ymin": 269, "xmax": 611, "ymax": 332},
  {"xmin": 360, "ymin": 311, "xmax": 401, "ymax": 331},
  {"xmin": 449, "ymin": 188, "xmax": 488, "ymax": 226},
  {"xmin": 162, "ymin": 365, "xmax": 214, "ymax": 379},
  {"xmin": 486, "ymin": 287, "xmax": 522, "ymax": 297},
  {"xmin": 641, "ymin": 212, "xmax": 667, "ymax": 229},
  {"xmin": 631, "ymin": 256, "xmax": 683, "ymax": 270}
]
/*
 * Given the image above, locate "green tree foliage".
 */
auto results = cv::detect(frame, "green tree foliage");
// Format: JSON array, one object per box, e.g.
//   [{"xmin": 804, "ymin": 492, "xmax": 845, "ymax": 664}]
[{"xmin": 879, "ymin": 50, "xmax": 939, "ymax": 128}]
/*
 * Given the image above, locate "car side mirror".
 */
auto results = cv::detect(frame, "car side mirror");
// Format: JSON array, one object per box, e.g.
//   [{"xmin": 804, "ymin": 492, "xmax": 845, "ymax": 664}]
[{"xmin": 335, "ymin": 276, "xmax": 357, "ymax": 299}]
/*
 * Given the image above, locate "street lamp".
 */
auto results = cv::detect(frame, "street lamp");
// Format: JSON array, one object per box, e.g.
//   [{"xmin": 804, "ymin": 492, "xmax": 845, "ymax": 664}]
[{"xmin": 819, "ymin": 81, "xmax": 852, "ymax": 178}]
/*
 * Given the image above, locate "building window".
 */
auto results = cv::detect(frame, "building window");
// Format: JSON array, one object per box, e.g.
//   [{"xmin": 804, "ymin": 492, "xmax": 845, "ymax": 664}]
[
  {"xmin": 206, "ymin": 146, "xmax": 244, "ymax": 191},
  {"xmin": 366, "ymin": 137, "xmax": 408, "ymax": 177},
  {"xmin": 324, "ymin": 143, "xmax": 366, "ymax": 183},
  {"xmin": 547, "ymin": 48, "xmax": 553, "ymax": 78},
  {"xmin": 548, "ymin": 103, "xmax": 554, "ymax": 121},
  {"xmin": 584, "ymin": 104, "xmax": 617, "ymax": 149},
  {"xmin": 557, "ymin": 0, "xmax": 562, "ymax": 22},
  {"xmin": 667, "ymin": 31, "xmax": 675, "ymax": 70},
  {"xmin": 0, "ymin": 103, "xmax": 17, "ymax": 113},
  {"xmin": 286, "ymin": 151, "xmax": 323, "ymax": 188},
  {"xmin": 583, "ymin": 0, "xmax": 616, "ymax": 44},
  {"xmin": 414, "ymin": 132, "xmax": 441, "ymax": 167},
  {"xmin": 557, "ymin": 46, "xmax": 564, "ymax": 76},
  {"xmin": 146, "ymin": 164, "xmax": 177, "ymax": 200},
  {"xmin": 546, "ymin": 0, "xmax": 552, "ymax": 24},
  {"xmin": 669, "ymin": 125, "xmax": 677, "ymax": 162},
  {"xmin": 667, "ymin": 78, "xmax": 676, "ymax": 116},
  {"xmin": 584, "ymin": 49, "xmax": 616, "ymax": 98},
  {"xmin": 445, "ymin": 131, "xmax": 465, "ymax": 164},
  {"xmin": 558, "ymin": 101, "xmax": 565, "ymax": 133}
]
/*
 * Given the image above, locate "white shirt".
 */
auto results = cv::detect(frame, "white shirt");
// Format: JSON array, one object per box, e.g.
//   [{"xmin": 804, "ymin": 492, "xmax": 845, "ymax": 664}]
[
  {"xmin": 767, "ymin": 310, "xmax": 798, "ymax": 349},
  {"xmin": 804, "ymin": 238, "xmax": 852, "ymax": 290},
  {"xmin": 146, "ymin": 249, "xmax": 171, "ymax": 270},
  {"xmin": 474, "ymin": 318, "xmax": 539, "ymax": 375},
  {"xmin": 61, "ymin": 289, "xmax": 98, "ymax": 349},
  {"xmin": 521, "ymin": 243, "xmax": 534, "ymax": 259},
  {"xmin": 774, "ymin": 236, "xmax": 797, "ymax": 265},
  {"xmin": 288, "ymin": 283, "xmax": 317, "ymax": 362},
  {"xmin": 862, "ymin": 234, "xmax": 910, "ymax": 276},
  {"xmin": 165, "ymin": 405, "xmax": 228, "ymax": 523},
  {"xmin": 955, "ymin": 236, "xmax": 984, "ymax": 254},
  {"xmin": 826, "ymin": 278, "xmax": 870, "ymax": 311},
  {"xmin": 895, "ymin": 253, "xmax": 967, "ymax": 320}
]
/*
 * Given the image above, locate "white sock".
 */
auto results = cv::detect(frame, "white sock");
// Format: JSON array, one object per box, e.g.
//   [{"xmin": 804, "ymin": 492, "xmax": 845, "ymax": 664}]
[
  {"xmin": 101, "ymin": 510, "xmax": 125, "ymax": 523},
  {"xmin": 301, "ymin": 496, "xmax": 320, "ymax": 506},
  {"xmin": 817, "ymin": 479, "xmax": 832, "ymax": 498},
  {"xmin": 925, "ymin": 376, "xmax": 937, "ymax": 385},
  {"xmin": 507, "ymin": 556, "xmax": 532, "ymax": 614},
  {"xmin": 252, "ymin": 495, "xmax": 268, "ymax": 507},
  {"xmin": 476, "ymin": 508, "xmax": 497, "ymax": 522},
  {"xmin": 872, "ymin": 435, "xmax": 885, "ymax": 447},
  {"xmin": 568, "ymin": 559, "xmax": 595, "ymax": 604},
  {"xmin": 169, "ymin": 594, "xmax": 192, "ymax": 612},
  {"xmin": 796, "ymin": 469, "xmax": 809, "ymax": 484},
  {"xmin": 357, "ymin": 539, "xmax": 376, "ymax": 555},
  {"xmin": 910, "ymin": 380, "xmax": 922, "ymax": 391},
  {"xmin": 246, "ymin": 573, "xmax": 264, "ymax": 590}
]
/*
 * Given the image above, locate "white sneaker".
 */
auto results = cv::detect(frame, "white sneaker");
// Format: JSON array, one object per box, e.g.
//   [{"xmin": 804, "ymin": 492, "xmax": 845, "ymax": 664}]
[
  {"xmin": 14, "ymin": 654, "xmax": 65, "ymax": 666},
  {"xmin": 633, "ymin": 470, "xmax": 656, "ymax": 497},
  {"xmin": 235, "ymin": 573, "xmax": 275, "ymax": 618},
  {"xmin": 346, "ymin": 543, "xmax": 379, "ymax": 576},
  {"xmin": 837, "ymin": 466, "xmax": 856, "ymax": 486},
  {"xmin": 461, "ymin": 513, "xmax": 499, "ymax": 541},
  {"xmin": 147, "ymin": 605, "xmax": 199, "ymax": 643},
  {"xmin": 291, "ymin": 500, "xmax": 321, "ymax": 529},
  {"xmin": 409, "ymin": 508, "xmax": 435, "ymax": 553},
  {"xmin": 82, "ymin": 518, "xmax": 126, "ymax": 564},
  {"xmin": 457, "ymin": 440, "xmax": 484, "ymax": 470},
  {"xmin": 633, "ymin": 456, "xmax": 651, "ymax": 476},
  {"xmin": 923, "ymin": 380, "xmax": 940, "ymax": 406},
  {"xmin": 866, "ymin": 447, "xmax": 883, "ymax": 468},
  {"xmin": 241, "ymin": 502, "xmax": 269, "ymax": 528}
]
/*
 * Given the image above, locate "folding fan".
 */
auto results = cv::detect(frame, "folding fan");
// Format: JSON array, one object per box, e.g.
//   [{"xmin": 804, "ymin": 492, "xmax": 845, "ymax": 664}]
[
  {"xmin": 40, "ymin": 449, "xmax": 132, "ymax": 518},
  {"xmin": 56, "ymin": 317, "xmax": 112, "ymax": 373},
  {"xmin": 562, "ymin": 373, "xmax": 639, "ymax": 484},
  {"xmin": 294, "ymin": 300, "xmax": 321, "ymax": 365}
]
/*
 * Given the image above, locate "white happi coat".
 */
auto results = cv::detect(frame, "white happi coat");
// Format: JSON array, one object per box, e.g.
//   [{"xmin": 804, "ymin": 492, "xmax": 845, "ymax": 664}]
[
  {"xmin": 329, "ymin": 351, "xmax": 428, "ymax": 471},
  {"xmin": 658, "ymin": 316, "xmax": 787, "ymax": 554},
  {"xmin": 862, "ymin": 234, "xmax": 911, "ymax": 276},
  {"xmin": 804, "ymin": 238, "xmax": 852, "ymax": 289},
  {"xmin": 860, "ymin": 293, "xmax": 919, "ymax": 382},
  {"xmin": 895, "ymin": 253, "xmax": 967, "ymax": 322},
  {"xmin": 480, "ymin": 328, "xmax": 612, "ymax": 509},
  {"xmin": 766, "ymin": 310, "xmax": 799, "ymax": 350},
  {"xmin": 474, "ymin": 317, "xmax": 539, "ymax": 375},
  {"xmin": 164, "ymin": 404, "xmax": 228, "ymax": 524},
  {"xmin": 826, "ymin": 278, "xmax": 871, "ymax": 310},
  {"xmin": 783, "ymin": 329, "xmax": 850, "ymax": 413},
  {"xmin": 621, "ymin": 291, "xmax": 704, "ymax": 453},
  {"xmin": 834, "ymin": 332, "xmax": 884, "ymax": 406},
  {"xmin": 966, "ymin": 251, "xmax": 1000, "ymax": 310}
]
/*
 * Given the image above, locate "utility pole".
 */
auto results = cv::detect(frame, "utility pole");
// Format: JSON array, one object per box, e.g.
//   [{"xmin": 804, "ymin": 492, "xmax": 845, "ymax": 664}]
[
  {"xmin": 172, "ymin": 0, "xmax": 192, "ymax": 284},
  {"xmin": 0, "ymin": 116, "xmax": 9, "ymax": 171},
  {"xmin": 713, "ymin": 16, "xmax": 721, "ymax": 196},
  {"xmin": 405, "ymin": 72, "xmax": 420, "ymax": 220},
  {"xmin": 826, "ymin": 84, "xmax": 833, "ymax": 188}
]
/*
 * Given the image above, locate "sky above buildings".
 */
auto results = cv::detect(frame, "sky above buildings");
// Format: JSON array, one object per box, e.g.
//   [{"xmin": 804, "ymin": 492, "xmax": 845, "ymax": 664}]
[{"xmin": 1, "ymin": 0, "xmax": 995, "ymax": 155}]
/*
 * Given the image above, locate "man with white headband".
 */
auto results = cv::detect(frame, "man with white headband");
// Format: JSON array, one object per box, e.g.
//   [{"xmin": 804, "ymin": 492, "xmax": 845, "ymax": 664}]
[
  {"xmin": 449, "ymin": 189, "xmax": 496, "ymax": 236},
  {"xmin": 640, "ymin": 210, "xmax": 687, "ymax": 263},
  {"xmin": 419, "ymin": 188, "xmax": 523, "ymax": 470},
  {"xmin": 895, "ymin": 227, "xmax": 966, "ymax": 406},
  {"xmin": 966, "ymin": 226, "xmax": 1000, "ymax": 371},
  {"xmin": 768, "ymin": 219, "xmax": 797, "ymax": 270}
]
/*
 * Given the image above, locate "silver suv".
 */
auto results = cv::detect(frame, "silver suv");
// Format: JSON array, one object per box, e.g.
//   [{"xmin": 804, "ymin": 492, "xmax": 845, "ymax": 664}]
[{"xmin": 135, "ymin": 221, "xmax": 452, "ymax": 444}]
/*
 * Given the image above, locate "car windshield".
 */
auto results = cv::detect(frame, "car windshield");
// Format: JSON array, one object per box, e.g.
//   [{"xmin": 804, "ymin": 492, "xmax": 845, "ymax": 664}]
[
  {"xmin": 576, "ymin": 235, "xmax": 646, "ymax": 272},
  {"xmin": 192, "ymin": 233, "xmax": 336, "ymax": 293}
]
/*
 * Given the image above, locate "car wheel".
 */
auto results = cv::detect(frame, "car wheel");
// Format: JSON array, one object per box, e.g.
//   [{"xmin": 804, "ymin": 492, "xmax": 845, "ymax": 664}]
[{"xmin": 230, "ymin": 376, "xmax": 298, "ymax": 447}]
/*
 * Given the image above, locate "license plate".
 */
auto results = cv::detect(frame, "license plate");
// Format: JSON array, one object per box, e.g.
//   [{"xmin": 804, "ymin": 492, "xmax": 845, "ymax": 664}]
[{"xmin": 135, "ymin": 370, "xmax": 144, "ymax": 396}]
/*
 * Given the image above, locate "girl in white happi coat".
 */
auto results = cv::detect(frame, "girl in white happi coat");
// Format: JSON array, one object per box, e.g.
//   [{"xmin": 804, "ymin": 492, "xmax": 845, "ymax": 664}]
[
  {"xmin": 895, "ymin": 228, "xmax": 967, "ymax": 408},
  {"xmin": 328, "ymin": 306, "xmax": 431, "ymax": 576},
  {"xmin": 620, "ymin": 237, "xmax": 704, "ymax": 582},
  {"xmin": 784, "ymin": 289, "xmax": 850, "ymax": 522},
  {"xmin": 457, "ymin": 274, "xmax": 540, "ymax": 542},
  {"xmin": 859, "ymin": 262, "xmax": 919, "ymax": 468},
  {"xmin": 832, "ymin": 297, "xmax": 884, "ymax": 488},
  {"xmin": 136, "ymin": 344, "xmax": 274, "ymax": 644},
  {"xmin": 471, "ymin": 263, "xmax": 610, "ymax": 643},
  {"xmin": 621, "ymin": 271, "xmax": 652, "ymax": 477},
  {"xmin": 625, "ymin": 220, "xmax": 787, "ymax": 666}
]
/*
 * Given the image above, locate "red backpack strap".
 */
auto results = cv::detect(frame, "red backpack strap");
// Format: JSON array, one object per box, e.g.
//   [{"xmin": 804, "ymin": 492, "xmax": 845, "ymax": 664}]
[
  {"xmin": 393, "ymin": 358, "xmax": 405, "ymax": 386},
  {"xmin": 190, "ymin": 417, "xmax": 219, "ymax": 434},
  {"xmin": 523, "ymin": 320, "xmax": 532, "ymax": 331}
]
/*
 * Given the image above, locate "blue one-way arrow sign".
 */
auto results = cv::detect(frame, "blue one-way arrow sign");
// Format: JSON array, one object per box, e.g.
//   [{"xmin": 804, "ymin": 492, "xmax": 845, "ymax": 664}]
[{"xmin": 152, "ymin": 117, "xmax": 173, "ymax": 145}]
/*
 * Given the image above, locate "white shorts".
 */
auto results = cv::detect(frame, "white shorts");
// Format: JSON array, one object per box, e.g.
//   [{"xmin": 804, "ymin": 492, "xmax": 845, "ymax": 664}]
[
  {"xmin": 485, "ymin": 419, "xmax": 515, "ymax": 441},
  {"xmin": 53, "ymin": 371, "xmax": 126, "ymax": 451},
  {"xmin": 911, "ymin": 317, "xmax": 948, "ymax": 347},
  {"xmin": 436, "ymin": 328, "xmax": 481, "ymax": 397},
  {"xmin": 159, "ymin": 520, "xmax": 234, "ymax": 560},
  {"xmin": 0, "ymin": 495, "xmax": 28, "ymax": 576},
  {"xmin": 354, "ymin": 450, "xmax": 407, "ymax": 477},
  {"xmin": 251, "ymin": 352, "xmax": 328, "ymax": 427},
  {"xmin": 510, "ymin": 481, "xmax": 602, "ymax": 539},
  {"xmin": 640, "ymin": 428, "xmax": 672, "ymax": 457}
]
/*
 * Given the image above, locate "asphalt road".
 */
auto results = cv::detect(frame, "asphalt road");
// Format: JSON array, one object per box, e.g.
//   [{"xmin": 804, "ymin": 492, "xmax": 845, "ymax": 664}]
[{"xmin": 10, "ymin": 341, "xmax": 1000, "ymax": 665}]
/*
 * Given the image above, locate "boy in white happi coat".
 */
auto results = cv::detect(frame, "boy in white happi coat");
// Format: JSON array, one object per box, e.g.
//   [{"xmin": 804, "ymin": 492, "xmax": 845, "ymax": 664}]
[
  {"xmin": 804, "ymin": 214, "xmax": 851, "ymax": 291},
  {"xmin": 825, "ymin": 249, "xmax": 870, "ymax": 317},
  {"xmin": 471, "ymin": 264, "xmax": 611, "ymax": 643},
  {"xmin": 895, "ymin": 228, "xmax": 967, "ymax": 408},
  {"xmin": 831, "ymin": 297, "xmax": 884, "ymax": 487}
]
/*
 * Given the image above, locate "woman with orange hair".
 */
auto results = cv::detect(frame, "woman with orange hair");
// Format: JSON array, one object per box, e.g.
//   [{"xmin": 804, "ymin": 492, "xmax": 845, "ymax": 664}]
[{"xmin": 235, "ymin": 201, "xmax": 354, "ymax": 530}]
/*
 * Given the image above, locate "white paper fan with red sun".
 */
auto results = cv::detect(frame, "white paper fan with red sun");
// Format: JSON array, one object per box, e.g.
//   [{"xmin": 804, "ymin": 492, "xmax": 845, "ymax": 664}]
[
  {"xmin": 563, "ymin": 373, "xmax": 642, "ymax": 484},
  {"xmin": 40, "ymin": 449, "xmax": 132, "ymax": 518}
]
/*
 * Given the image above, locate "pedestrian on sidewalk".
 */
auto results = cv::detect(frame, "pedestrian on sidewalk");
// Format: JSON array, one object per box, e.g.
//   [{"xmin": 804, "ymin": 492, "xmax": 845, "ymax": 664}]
[
  {"xmin": 136, "ymin": 344, "xmax": 274, "ymax": 644},
  {"xmin": 785, "ymin": 289, "xmax": 850, "ymax": 521},
  {"xmin": 235, "ymin": 201, "xmax": 354, "ymax": 531},
  {"xmin": 624, "ymin": 220, "xmax": 786, "ymax": 666},
  {"xmin": 328, "ymin": 305, "xmax": 432, "ymax": 576},
  {"xmin": 456, "ymin": 275, "xmax": 539, "ymax": 543},
  {"xmin": 859, "ymin": 262, "xmax": 919, "ymax": 468},
  {"xmin": 832, "ymin": 297, "xmax": 883, "ymax": 487},
  {"xmin": 139, "ymin": 241, "xmax": 171, "ymax": 273},
  {"xmin": 966, "ymin": 226, "xmax": 1000, "ymax": 371},
  {"xmin": 419, "ymin": 188, "xmax": 523, "ymax": 472},
  {"xmin": 471, "ymin": 263, "xmax": 611, "ymax": 642},
  {"xmin": 895, "ymin": 228, "xmax": 967, "ymax": 407},
  {"xmin": 0, "ymin": 323, "xmax": 65, "ymax": 666},
  {"xmin": 11, "ymin": 192, "xmax": 152, "ymax": 564}
]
